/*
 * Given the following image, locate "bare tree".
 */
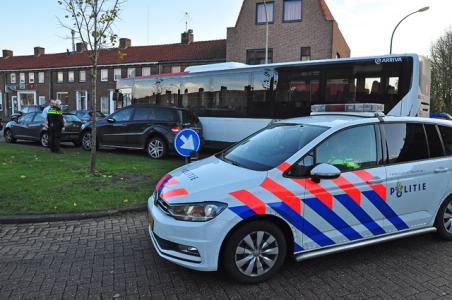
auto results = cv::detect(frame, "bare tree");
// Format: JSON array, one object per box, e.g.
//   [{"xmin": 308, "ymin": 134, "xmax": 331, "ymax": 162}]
[
  {"xmin": 430, "ymin": 29, "xmax": 452, "ymax": 113},
  {"xmin": 58, "ymin": 0, "xmax": 123, "ymax": 174}
]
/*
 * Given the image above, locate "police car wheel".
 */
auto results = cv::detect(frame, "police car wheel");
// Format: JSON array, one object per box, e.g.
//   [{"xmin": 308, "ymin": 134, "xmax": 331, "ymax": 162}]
[
  {"xmin": 4, "ymin": 129, "xmax": 16, "ymax": 143},
  {"xmin": 435, "ymin": 197, "xmax": 452, "ymax": 240},
  {"xmin": 41, "ymin": 132, "xmax": 49, "ymax": 147},
  {"xmin": 222, "ymin": 221, "xmax": 287, "ymax": 283},
  {"xmin": 146, "ymin": 137, "xmax": 168, "ymax": 159}
]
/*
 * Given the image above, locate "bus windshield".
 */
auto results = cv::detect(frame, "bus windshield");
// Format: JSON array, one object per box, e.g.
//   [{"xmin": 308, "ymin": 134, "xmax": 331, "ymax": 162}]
[{"xmin": 219, "ymin": 124, "xmax": 328, "ymax": 171}]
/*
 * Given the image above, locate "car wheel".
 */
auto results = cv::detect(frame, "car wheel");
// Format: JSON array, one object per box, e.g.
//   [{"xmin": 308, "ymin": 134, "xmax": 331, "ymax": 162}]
[
  {"xmin": 41, "ymin": 132, "xmax": 49, "ymax": 147},
  {"xmin": 4, "ymin": 129, "xmax": 16, "ymax": 143},
  {"xmin": 222, "ymin": 221, "xmax": 287, "ymax": 284},
  {"xmin": 435, "ymin": 197, "xmax": 452, "ymax": 240},
  {"xmin": 146, "ymin": 136, "xmax": 168, "ymax": 159},
  {"xmin": 81, "ymin": 131, "xmax": 92, "ymax": 151}
]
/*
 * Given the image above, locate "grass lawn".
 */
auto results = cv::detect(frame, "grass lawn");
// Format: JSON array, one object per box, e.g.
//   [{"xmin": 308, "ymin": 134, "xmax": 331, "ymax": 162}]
[{"xmin": 0, "ymin": 143, "xmax": 183, "ymax": 216}]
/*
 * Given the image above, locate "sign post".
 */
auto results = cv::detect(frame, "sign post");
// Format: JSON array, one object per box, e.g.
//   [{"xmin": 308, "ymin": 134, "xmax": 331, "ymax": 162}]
[{"xmin": 174, "ymin": 128, "xmax": 201, "ymax": 164}]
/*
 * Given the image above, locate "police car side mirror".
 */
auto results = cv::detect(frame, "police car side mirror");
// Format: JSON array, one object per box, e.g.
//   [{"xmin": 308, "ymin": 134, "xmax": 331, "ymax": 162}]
[{"xmin": 310, "ymin": 164, "xmax": 341, "ymax": 183}]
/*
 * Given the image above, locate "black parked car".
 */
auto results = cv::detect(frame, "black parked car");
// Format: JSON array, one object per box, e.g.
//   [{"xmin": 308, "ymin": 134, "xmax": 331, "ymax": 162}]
[
  {"xmin": 4, "ymin": 112, "xmax": 83, "ymax": 147},
  {"xmin": 70, "ymin": 110, "xmax": 106, "ymax": 123},
  {"xmin": 80, "ymin": 105, "xmax": 203, "ymax": 159}
]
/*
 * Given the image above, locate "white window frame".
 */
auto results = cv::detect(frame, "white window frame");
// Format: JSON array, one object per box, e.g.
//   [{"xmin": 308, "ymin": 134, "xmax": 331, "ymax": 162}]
[
  {"xmin": 0, "ymin": 92, "xmax": 3, "ymax": 111},
  {"xmin": 101, "ymin": 69, "xmax": 109, "ymax": 82},
  {"xmin": 114, "ymin": 68, "xmax": 122, "ymax": 81},
  {"xmin": 20, "ymin": 73, "xmax": 25, "ymax": 84},
  {"xmin": 142, "ymin": 67, "xmax": 151, "ymax": 77},
  {"xmin": 57, "ymin": 72, "xmax": 64, "ymax": 83},
  {"xmin": 127, "ymin": 68, "xmax": 136, "ymax": 78},
  {"xmin": 11, "ymin": 96, "xmax": 18, "ymax": 114},
  {"xmin": 76, "ymin": 91, "xmax": 88, "ymax": 110},
  {"xmin": 28, "ymin": 72, "xmax": 35, "ymax": 84},
  {"xmin": 68, "ymin": 71, "xmax": 75, "ymax": 83},
  {"xmin": 10, "ymin": 73, "xmax": 16, "ymax": 84},
  {"xmin": 79, "ymin": 70, "xmax": 86, "ymax": 82},
  {"xmin": 100, "ymin": 95, "xmax": 110, "ymax": 114},
  {"xmin": 56, "ymin": 92, "xmax": 68, "ymax": 103},
  {"xmin": 38, "ymin": 72, "xmax": 45, "ymax": 84},
  {"xmin": 38, "ymin": 96, "xmax": 46, "ymax": 105}
]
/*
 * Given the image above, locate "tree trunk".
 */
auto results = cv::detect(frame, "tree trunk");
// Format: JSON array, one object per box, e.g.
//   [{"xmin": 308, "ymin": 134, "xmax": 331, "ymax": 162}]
[{"xmin": 90, "ymin": 65, "xmax": 98, "ymax": 174}]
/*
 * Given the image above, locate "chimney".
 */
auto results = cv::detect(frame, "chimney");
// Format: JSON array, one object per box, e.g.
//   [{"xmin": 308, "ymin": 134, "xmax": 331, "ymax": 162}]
[
  {"xmin": 119, "ymin": 38, "xmax": 131, "ymax": 49},
  {"xmin": 76, "ymin": 42, "xmax": 87, "ymax": 53},
  {"xmin": 2, "ymin": 49, "xmax": 13, "ymax": 58},
  {"xmin": 34, "ymin": 47, "xmax": 45, "ymax": 57},
  {"xmin": 181, "ymin": 29, "xmax": 194, "ymax": 45}
]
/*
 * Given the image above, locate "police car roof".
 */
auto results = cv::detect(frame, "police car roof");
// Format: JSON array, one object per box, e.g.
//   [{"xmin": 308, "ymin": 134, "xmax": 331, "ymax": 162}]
[{"xmin": 283, "ymin": 114, "xmax": 452, "ymax": 129}]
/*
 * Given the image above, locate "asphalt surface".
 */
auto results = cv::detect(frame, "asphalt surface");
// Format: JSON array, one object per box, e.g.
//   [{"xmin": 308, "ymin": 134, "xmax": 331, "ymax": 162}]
[{"xmin": 1, "ymin": 212, "xmax": 452, "ymax": 300}]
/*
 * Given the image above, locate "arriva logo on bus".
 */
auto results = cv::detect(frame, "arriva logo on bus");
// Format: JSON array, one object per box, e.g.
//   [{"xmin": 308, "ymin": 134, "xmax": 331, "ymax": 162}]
[{"xmin": 375, "ymin": 57, "xmax": 403, "ymax": 64}]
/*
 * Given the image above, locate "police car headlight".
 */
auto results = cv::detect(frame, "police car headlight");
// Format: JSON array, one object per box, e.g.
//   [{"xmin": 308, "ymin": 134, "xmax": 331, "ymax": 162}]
[{"xmin": 167, "ymin": 202, "xmax": 227, "ymax": 222}]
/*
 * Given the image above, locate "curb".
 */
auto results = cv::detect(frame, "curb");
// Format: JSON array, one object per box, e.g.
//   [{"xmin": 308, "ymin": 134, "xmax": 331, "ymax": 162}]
[{"xmin": 0, "ymin": 205, "xmax": 147, "ymax": 224}]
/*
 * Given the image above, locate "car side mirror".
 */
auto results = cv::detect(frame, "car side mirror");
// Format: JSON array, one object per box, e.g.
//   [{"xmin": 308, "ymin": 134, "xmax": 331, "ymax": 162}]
[
  {"xmin": 310, "ymin": 163, "xmax": 341, "ymax": 183},
  {"xmin": 107, "ymin": 117, "xmax": 116, "ymax": 123}
]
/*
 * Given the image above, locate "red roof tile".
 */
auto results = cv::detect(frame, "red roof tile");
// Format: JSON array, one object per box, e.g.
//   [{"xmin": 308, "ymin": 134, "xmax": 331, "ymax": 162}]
[{"xmin": 0, "ymin": 40, "xmax": 226, "ymax": 71}]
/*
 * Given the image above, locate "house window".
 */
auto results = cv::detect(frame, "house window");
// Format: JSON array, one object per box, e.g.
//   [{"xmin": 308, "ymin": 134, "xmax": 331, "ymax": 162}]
[
  {"xmin": 142, "ymin": 67, "xmax": 151, "ymax": 77},
  {"xmin": 246, "ymin": 48, "xmax": 273, "ymax": 65},
  {"xmin": 29, "ymin": 73, "xmax": 35, "ymax": 84},
  {"xmin": 68, "ymin": 71, "xmax": 75, "ymax": 83},
  {"xmin": 0, "ymin": 93, "xmax": 3, "ymax": 111},
  {"xmin": 171, "ymin": 66, "xmax": 181, "ymax": 73},
  {"xmin": 56, "ymin": 92, "xmax": 69, "ymax": 103},
  {"xmin": 80, "ymin": 70, "xmax": 86, "ymax": 82},
  {"xmin": 301, "ymin": 47, "xmax": 311, "ymax": 61},
  {"xmin": 114, "ymin": 68, "xmax": 122, "ymax": 80},
  {"xmin": 127, "ymin": 68, "xmax": 136, "ymax": 78},
  {"xmin": 101, "ymin": 69, "xmax": 109, "ymax": 82},
  {"xmin": 38, "ymin": 96, "xmax": 46, "ymax": 105},
  {"xmin": 283, "ymin": 0, "xmax": 303, "ymax": 22},
  {"xmin": 256, "ymin": 2, "xmax": 274, "ymax": 24},
  {"xmin": 38, "ymin": 72, "xmax": 45, "ymax": 83},
  {"xmin": 76, "ymin": 91, "xmax": 88, "ymax": 110},
  {"xmin": 57, "ymin": 72, "xmax": 64, "ymax": 83},
  {"xmin": 100, "ymin": 96, "xmax": 109, "ymax": 114},
  {"xmin": 20, "ymin": 73, "xmax": 25, "ymax": 84},
  {"xmin": 10, "ymin": 73, "xmax": 16, "ymax": 84}
]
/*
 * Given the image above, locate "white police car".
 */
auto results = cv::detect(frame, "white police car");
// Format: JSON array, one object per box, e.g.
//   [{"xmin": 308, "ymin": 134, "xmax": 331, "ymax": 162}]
[{"xmin": 148, "ymin": 113, "xmax": 452, "ymax": 283}]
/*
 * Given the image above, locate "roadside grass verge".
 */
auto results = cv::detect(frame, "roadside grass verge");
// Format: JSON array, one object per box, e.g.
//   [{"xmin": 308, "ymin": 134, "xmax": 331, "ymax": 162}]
[{"xmin": 0, "ymin": 143, "xmax": 183, "ymax": 215}]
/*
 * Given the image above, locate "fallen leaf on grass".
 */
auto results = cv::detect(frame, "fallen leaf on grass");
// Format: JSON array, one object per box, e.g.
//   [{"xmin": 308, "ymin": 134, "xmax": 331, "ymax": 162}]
[
  {"xmin": 123, "ymin": 199, "xmax": 129, "ymax": 203},
  {"xmin": 20, "ymin": 175, "xmax": 27, "ymax": 179}
]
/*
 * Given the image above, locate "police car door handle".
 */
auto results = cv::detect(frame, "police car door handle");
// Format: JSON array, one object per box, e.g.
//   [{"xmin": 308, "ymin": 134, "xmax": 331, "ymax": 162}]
[
  {"xmin": 434, "ymin": 167, "xmax": 449, "ymax": 174},
  {"xmin": 367, "ymin": 177, "xmax": 384, "ymax": 184}
]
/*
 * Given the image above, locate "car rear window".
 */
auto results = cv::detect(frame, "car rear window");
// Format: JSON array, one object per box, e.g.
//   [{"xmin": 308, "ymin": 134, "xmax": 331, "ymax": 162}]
[
  {"xmin": 154, "ymin": 108, "xmax": 178, "ymax": 122},
  {"xmin": 439, "ymin": 126, "xmax": 452, "ymax": 156}
]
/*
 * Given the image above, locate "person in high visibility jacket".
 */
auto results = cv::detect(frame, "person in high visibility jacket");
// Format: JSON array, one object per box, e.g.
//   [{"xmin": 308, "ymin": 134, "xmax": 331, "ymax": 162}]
[{"xmin": 47, "ymin": 100, "xmax": 64, "ymax": 153}]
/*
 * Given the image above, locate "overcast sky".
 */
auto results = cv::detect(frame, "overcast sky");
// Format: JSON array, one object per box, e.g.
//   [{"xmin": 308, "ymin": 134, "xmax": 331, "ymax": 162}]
[{"xmin": 1, "ymin": 0, "xmax": 451, "ymax": 57}]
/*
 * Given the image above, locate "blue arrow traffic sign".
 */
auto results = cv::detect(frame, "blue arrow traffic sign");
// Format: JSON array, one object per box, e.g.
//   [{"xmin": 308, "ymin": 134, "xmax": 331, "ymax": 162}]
[{"xmin": 174, "ymin": 128, "xmax": 201, "ymax": 158}]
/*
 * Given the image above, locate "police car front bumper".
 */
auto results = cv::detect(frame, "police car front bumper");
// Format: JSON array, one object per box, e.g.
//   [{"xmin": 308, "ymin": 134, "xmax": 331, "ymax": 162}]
[{"xmin": 147, "ymin": 195, "xmax": 231, "ymax": 272}]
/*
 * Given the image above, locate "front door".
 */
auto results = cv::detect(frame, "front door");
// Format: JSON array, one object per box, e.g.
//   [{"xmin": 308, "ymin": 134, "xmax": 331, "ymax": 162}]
[
  {"xmin": 383, "ymin": 123, "xmax": 450, "ymax": 232},
  {"xmin": 17, "ymin": 91, "xmax": 36, "ymax": 111},
  {"xmin": 100, "ymin": 106, "xmax": 134, "ymax": 147},
  {"xmin": 293, "ymin": 124, "xmax": 391, "ymax": 251}
]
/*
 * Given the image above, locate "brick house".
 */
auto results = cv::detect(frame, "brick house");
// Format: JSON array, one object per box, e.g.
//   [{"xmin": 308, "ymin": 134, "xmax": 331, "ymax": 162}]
[
  {"xmin": 227, "ymin": 0, "xmax": 350, "ymax": 64},
  {"xmin": 0, "ymin": 35, "xmax": 226, "ymax": 120}
]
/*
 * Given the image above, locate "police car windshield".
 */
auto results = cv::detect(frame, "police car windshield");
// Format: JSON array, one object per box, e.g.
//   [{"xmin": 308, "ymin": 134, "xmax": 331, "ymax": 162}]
[{"xmin": 220, "ymin": 124, "xmax": 328, "ymax": 171}]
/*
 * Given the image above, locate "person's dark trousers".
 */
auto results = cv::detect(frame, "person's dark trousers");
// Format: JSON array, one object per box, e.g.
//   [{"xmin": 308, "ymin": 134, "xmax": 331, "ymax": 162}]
[
  {"xmin": 48, "ymin": 128, "xmax": 56, "ymax": 152},
  {"xmin": 54, "ymin": 130, "xmax": 62, "ymax": 152}
]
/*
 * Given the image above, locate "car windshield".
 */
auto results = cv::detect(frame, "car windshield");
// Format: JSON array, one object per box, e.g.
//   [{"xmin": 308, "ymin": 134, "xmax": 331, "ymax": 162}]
[
  {"xmin": 64, "ymin": 114, "xmax": 82, "ymax": 122},
  {"xmin": 219, "ymin": 124, "xmax": 328, "ymax": 171}
]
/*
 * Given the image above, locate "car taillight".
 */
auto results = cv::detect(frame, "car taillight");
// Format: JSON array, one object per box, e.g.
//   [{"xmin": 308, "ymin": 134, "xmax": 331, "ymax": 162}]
[{"xmin": 171, "ymin": 125, "xmax": 182, "ymax": 134}]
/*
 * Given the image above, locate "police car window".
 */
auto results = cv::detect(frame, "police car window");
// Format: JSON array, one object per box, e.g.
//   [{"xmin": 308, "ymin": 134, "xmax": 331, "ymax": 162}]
[
  {"xmin": 384, "ymin": 123, "xmax": 429, "ymax": 164},
  {"xmin": 425, "ymin": 125, "xmax": 444, "ymax": 158},
  {"xmin": 221, "ymin": 124, "xmax": 327, "ymax": 171},
  {"xmin": 316, "ymin": 125, "xmax": 377, "ymax": 172},
  {"xmin": 112, "ymin": 107, "xmax": 133, "ymax": 122},
  {"xmin": 439, "ymin": 126, "xmax": 452, "ymax": 156}
]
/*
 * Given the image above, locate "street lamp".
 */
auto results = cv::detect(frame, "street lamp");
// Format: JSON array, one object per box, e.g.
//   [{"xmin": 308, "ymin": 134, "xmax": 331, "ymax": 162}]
[
  {"xmin": 390, "ymin": 6, "xmax": 429, "ymax": 54},
  {"xmin": 263, "ymin": 0, "xmax": 269, "ymax": 64}
]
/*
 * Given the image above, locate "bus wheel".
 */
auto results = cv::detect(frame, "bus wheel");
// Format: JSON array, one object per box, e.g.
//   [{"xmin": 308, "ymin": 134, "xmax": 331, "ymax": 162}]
[{"xmin": 222, "ymin": 221, "xmax": 287, "ymax": 284}]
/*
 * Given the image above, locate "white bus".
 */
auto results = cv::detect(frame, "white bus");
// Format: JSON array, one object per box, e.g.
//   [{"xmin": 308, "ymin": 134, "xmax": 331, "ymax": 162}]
[{"xmin": 116, "ymin": 54, "xmax": 431, "ymax": 147}]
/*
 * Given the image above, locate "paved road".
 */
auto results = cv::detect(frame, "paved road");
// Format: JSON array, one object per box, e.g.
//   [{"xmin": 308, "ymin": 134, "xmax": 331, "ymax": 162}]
[{"xmin": 1, "ymin": 213, "xmax": 452, "ymax": 299}]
